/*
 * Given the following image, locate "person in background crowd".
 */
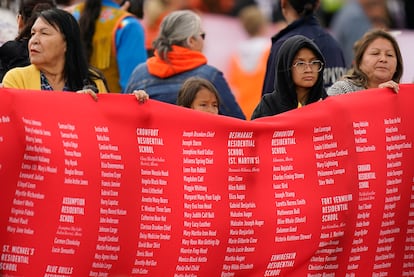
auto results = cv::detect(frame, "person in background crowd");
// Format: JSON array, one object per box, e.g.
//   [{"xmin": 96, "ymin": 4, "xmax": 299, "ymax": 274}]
[
  {"xmin": 121, "ymin": 0, "xmax": 144, "ymax": 19},
  {"xmin": 72, "ymin": 0, "xmax": 147, "ymax": 93},
  {"xmin": 327, "ymin": 29, "xmax": 403, "ymax": 96},
  {"xmin": 404, "ymin": 0, "xmax": 414, "ymax": 29},
  {"xmin": 317, "ymin": 0, "xmax": 345, "ymax": 27},
  {"xmin": 188, "ymin": 0, "xmax": 235, "ymax": 14},
  {"xmin": 142, "ymin": 0, "xmax": 172, "ymax": 58},
  {"xmin": 252, "ymin": 35, "xmax": 327, "ymax": 119},
  {"xmin": 229, "ymin": 0, "xmax": 256, "ymax": 16},
  {"xmin": 2, "ymin": 8, "xmax": 107, "ymax": 98},
  {"xmin": 0, "ymin": 0, "xmax": 56, "ymax": 81},
  {"xmin": 142, "ymin": 0, "xmax": 187, "ymax": 57},
  {"xmin": 125, "ymin": 10, "xmax": 245, "ymax": 119},
  {"xmin": 255, "ymin": 0, "xmax": 281, "ymax": 22},
  {"xmin": 330, "ymin": 0, "xmax": 394, "ymax": 68},
  {"xmin": 55, "ymin": 0, "xmax": 78, "ymax": 8},
  {"xmin": 0, "ymin": 8, "xmax": 17, "ymax": 46},
  {"xmin": 177, "ymin": 77, "xmax": 220, "ymax": 115},
  {"xmin": 262, "ymin": 0, "xmax": 346, "ymax": 95},
  {"xmin": 228, "ymin": 4, "xmax": 270, "ymax": 120},
  {"xmin": 55, "ymin": 0, "xmax": 72, "ymax": 5}
]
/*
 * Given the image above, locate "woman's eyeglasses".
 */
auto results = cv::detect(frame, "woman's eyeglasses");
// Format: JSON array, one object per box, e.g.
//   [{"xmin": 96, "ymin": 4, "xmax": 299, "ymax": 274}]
[{"xmin": 292, "ymin": 60, "xmax": 324, "ymax": 73}]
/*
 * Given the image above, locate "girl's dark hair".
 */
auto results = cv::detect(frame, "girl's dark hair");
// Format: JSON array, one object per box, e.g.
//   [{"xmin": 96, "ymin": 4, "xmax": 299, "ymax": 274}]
[
  {"xmin": 288, "ymin": 0, "xmax": 318, "ymax": 17},
  {"xmin": 37, "ymin": 8, "xmax": 107, "ymax": 91},
  {"xmin": 177, "ymin": 77, "xmax": 221, "ymax": 108},
  {"xmin": 78, "ymin": 0, "xmax": 102, "ymax": 61},
  {"xmin": 16, "ymin": 0, "xmax": 56, "ymax": 40}
]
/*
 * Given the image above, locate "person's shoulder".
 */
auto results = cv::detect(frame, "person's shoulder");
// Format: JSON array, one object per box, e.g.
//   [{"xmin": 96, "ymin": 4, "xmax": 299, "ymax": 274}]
[
  {"xmin": 0, "ymin": 39, "xmax": 28, "ymax": 57},
  {"xmin": 251, "ymin": 93, "xmax": 278, "ymax": 119},
  {"xmin": 3, "ymin": 65, "xmax": 37, "ymax": 82},
  {"xmin": 201, "ymin": 63, "xmax": 220, "ymax": 71},
  {"xmin": 304, "ymin": 22, "xmax": 335, "ymax": 40},
  {"xmin": 188, "ymin": 64, "xmax": 221, "ymax": 77},
  {"xmin": 125, "ymin": 62, "xmax": 149, "ymax": 89},
  {"xmin": 132, "ymin": 62, "xmax": 148, "ymax": 73},
  {"xmin": 100, "ymin": 5, "xmax": 135, "ymax": 22},
  {"xmin": 0, "ymin": 40, "xmax": 18, "ymax": 51},
  {"xmin": 271, "ymin": 23, "xmax": 297, "ymax": 44},
  {"xmin": 317, "ymin": 31, "xmax": 343, "ymax": 50},
  {"xmin": 256, "ymin": 92, "xmax": 277, "ymax": 110},
  {"xmin": 120, "ymin": 11, "xmax": 140, "ymax": 21},
  {"xmin": 2, "ymin": 64, "xmax": 38, "ymax": 88},
  {"xmin": 303, "ymin": 25, "xmax": 343, "ymax": 52},
  {"xmin": 278, "ymin": 19, "xmax": 323, "ymax": 43},
  {"xmin": 6, "ymin": 64, "xmax": 35, "ymax": 74},
  {"xmin": 327, "ymin": 80, "xmax": 355, "ymax": 96},
  {"xmin": 118, "ymin": 12, "xmax": 144, "ymax": 31}
]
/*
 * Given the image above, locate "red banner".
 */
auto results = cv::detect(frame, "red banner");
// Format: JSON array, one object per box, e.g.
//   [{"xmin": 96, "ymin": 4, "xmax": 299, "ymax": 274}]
[{"xmin": 0, "ymin": 86, "xmax": 413, "ymax": 276}]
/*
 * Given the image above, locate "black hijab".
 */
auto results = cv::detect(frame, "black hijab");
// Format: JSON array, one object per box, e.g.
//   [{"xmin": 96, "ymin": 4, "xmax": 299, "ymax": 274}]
[{"xmin": 252, "ymin": 35, "xmax": 327, "ymax": 119}]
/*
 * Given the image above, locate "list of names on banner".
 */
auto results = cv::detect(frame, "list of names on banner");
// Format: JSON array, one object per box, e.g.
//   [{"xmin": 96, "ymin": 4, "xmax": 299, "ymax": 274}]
[
  {"xmin": 180, "ymin": 130, "xmax": 219, "ymax": 275},
  {"xmin": 47, "ymin": 122, "xmax": 83, "ymax": 277},
  {"xmin": 4, "ymin": 117, "xmax": 53, "ymax": 272},
  {"xmin": 349, "ymin": 119, "xmax": 375, "ymax": 274},
  {"xmin": 224, "ymin": 131, "xmax": 262, "ymax": 276},
  {"xmin": 313, "ymin": 125, "xmax": 350, "ymax": 275},
  {"xmin": 88, "ymin": 125, "xmax": 126, "ymax": 275},
  {"xmin": 134, "ymin": 128, "xmax": 171, "ymax": 275},
  {"xmin": 268, "ymin": 129, "xmax": 304, "ymax": 275},
  {"xmin": 383, "ymin": 116, "xmax": 413, "ymax": 275}
]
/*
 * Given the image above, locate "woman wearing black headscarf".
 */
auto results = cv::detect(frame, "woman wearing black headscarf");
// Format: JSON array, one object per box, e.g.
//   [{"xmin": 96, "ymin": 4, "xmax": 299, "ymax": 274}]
[{"xmin": 252, "ymin": 35, "xmax": 327, "ymax": 119}]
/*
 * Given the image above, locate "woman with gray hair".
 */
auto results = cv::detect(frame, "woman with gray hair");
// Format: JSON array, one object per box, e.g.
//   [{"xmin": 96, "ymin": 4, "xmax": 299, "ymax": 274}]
[{"xmin": 125, "ymin": 9, "xmax": 245, "ymax": 119}]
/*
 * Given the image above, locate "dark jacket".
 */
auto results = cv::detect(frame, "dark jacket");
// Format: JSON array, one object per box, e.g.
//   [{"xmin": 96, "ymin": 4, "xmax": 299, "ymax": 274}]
[
  {"xmin": 262, "ymin": 16, "xmax": 347, "ymax": 95},
  {"xmin": 0, "ymin": 39, "xmax": 30, "ymax": 82},
  {"xmin": 252, "ymin": 35, "xmax": 327, "ymax": 119}
]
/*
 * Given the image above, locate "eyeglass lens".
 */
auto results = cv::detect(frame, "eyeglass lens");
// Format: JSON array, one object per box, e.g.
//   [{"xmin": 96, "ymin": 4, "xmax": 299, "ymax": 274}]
[{"xmin": 294, "ymin": 61, "xmax": 323, "ymax": 72}]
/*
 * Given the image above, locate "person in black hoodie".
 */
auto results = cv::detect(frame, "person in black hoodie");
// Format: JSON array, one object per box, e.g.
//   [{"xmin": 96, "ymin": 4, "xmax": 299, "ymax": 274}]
[
  {"xmin": 261, "ymin": 0, "xmax": 346, "ymax": 94},
  {"xmin": 0, "ymin": 0, "xmax": 56, "ymax": 81},
  {"xmin": 251, "ymin": 35, "xmax": 327, "ymax": 119}
]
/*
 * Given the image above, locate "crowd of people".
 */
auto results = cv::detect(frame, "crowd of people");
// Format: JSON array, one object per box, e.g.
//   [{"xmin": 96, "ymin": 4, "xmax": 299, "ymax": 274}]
[{"xmin": 0, "ymin": 0, "xmax": 410, "ymax": 120}]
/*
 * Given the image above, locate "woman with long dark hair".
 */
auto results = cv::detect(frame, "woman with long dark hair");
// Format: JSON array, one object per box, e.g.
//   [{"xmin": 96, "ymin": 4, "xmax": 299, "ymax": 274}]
[{"xmin": 3, "ymin": 8, "xmax": 107, "ymax": 94}]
